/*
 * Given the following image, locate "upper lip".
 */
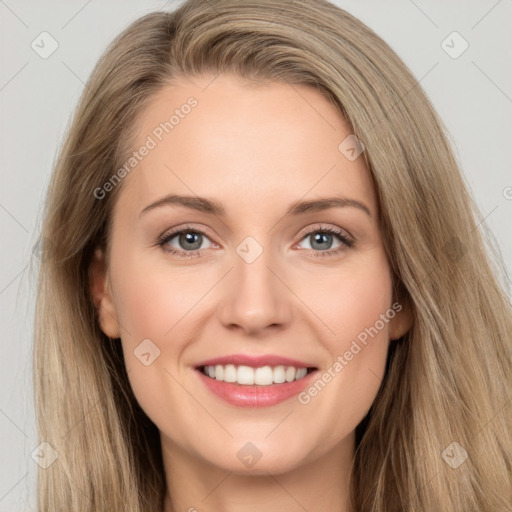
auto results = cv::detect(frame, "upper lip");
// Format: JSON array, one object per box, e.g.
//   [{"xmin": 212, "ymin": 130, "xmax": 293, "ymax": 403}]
[{"xmin": 194, "ymin": 354, "xmax": 317, "ymax": 369}]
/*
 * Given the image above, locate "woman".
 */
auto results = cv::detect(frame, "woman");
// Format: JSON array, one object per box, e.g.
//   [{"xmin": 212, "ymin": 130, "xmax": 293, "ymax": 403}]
[{"xmin": 33, "ymin": 0, "xmax": 512, "ymax": 510}]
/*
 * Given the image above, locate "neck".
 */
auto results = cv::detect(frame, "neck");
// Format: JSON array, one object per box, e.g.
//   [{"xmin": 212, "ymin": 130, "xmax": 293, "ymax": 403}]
[{"xmin": 161, "ymin": 431, "xmax": 355, "ymax": 512}]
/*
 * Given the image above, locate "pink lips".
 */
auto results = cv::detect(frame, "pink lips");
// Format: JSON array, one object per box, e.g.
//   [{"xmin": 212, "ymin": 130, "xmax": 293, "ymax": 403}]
[{"xmin": 194, "ymin": 353, "xmax": 318, "ymax": 408}]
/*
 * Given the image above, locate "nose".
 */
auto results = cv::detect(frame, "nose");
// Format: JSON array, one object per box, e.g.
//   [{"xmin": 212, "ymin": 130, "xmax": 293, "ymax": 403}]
[{"xmin": 217, "ymin": 245, "xmax": 292, "ymax": 336}]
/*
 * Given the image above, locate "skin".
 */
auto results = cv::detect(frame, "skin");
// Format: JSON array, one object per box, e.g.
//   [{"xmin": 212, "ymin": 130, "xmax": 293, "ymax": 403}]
[{"xmin": 90, "ymin": 73, "xmax": 412, "ymax": 512}]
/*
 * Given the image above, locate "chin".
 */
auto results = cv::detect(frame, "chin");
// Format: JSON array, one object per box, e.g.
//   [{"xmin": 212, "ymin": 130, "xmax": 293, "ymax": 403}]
[{"xmin": 202, "ymin": 444, "xmax": 309, "ymax": 476}]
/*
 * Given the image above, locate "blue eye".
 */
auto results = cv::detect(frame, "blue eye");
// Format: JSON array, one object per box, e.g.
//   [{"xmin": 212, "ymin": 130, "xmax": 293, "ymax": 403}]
[
  {"xmin": 296, "ymin": 227, "xmax": 354, "ymax": 256},
  {"xmin": 158, "ymin": 225, "xmax": 213, "ymax": 258},
  {"xmin": 157, "ymin": 224, "xmax": 354, "ymax": 259}
]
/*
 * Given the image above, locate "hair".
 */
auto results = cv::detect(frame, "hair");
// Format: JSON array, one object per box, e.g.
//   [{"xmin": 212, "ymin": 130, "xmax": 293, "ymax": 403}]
[{"xmin": 33, "ymin": 0, "xmax": 512, "ymax": 510}]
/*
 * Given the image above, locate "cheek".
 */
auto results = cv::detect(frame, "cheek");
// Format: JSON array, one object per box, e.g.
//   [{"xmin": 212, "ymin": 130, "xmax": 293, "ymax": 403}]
[
  {"xmin": 109, "ymin": 253, "xmax": 219, "ymax": 424},
  {"xmin": 296, "ymin": 252, "xmax": 393, "ymax": 431},
  {"xmin": 302, "ymin": 250, "xmax": 393, "ymax": 347},
  {"xmin": 111, "ymin": 254, "xmax": 210, "ymax": 342},
  {"xmin": 110, "ymin": 264, "xmax": 203, "ymax": 435},
  {"xmin": 332, "ymin": 253, "xmax": 393, "ymax": 365}
]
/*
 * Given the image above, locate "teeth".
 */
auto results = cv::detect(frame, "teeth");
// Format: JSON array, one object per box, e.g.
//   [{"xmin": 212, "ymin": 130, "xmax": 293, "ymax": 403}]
[
  {"xmin": 254, "ymin": 366, "xmax": 273, "ymax": 385},
  {"xmin": 285, "ymin": 366, "xmax": 296, "ymax": 382},
  {"xmin": 201, "ymin": 364, "xmax": 311, "ymax": 385},
  {"xmin": 296, "ymin": 368, "xmax": 307, "ymax": 380},
  {"xmin": 214, "ymin": 365, "xmax": 224, "ymax": 381},
  {"xmin": 223, "ymin": 364, "xmax": 237, "ymax": 383}
]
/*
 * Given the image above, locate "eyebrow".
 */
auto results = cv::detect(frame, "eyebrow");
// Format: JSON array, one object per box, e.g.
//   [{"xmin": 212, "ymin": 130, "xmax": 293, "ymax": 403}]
[{"xmin": 139, "ymin": 194, "xmax": 372, "ymax": 218}]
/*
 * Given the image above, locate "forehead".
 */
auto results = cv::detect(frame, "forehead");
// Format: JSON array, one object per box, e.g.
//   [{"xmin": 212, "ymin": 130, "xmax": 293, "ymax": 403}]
[{"xmin": 115, "ymin": 73, "xmax": 376, "ymax": 220}]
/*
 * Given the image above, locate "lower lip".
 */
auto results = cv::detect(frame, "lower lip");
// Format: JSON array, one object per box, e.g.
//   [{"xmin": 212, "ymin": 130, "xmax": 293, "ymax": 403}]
[{"xmin": 195, "ymin": 368, "xmax": 317, "ymax": 407}]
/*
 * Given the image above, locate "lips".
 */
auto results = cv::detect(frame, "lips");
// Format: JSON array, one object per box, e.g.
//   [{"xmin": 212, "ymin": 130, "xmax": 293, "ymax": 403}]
[{"xmin": 193, "ymin": 353, "xmax": 318, "ymax": 407}]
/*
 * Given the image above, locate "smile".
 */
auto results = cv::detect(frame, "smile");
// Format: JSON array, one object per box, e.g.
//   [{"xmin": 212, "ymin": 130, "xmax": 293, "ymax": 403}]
[
  {"xmin": 200, "ymin": 364, "xmax": 312, "ymax": 385},
  {"xmin": 195, "ymin": 364, "xmax": 318, "ymax": 407}
]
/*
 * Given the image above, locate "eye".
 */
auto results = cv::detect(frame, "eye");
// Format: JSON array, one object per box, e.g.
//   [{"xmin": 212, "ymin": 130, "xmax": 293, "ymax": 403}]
[
  {"xmin": 156, "ymin": 223, "xmax": 354, "ymax": 259},
  {"xmin": 157, "ymin": 225, "xmax": 214, "ymax": 259},
  {"xmin": 295, "ymin": 225, "xmax": 354, "ymax": 257}
]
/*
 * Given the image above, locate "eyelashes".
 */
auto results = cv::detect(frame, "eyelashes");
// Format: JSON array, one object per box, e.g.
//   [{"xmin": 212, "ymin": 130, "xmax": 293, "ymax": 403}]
[{"xmin": 156, "ymin": 223, "xmax": 355, "ymax": 259}]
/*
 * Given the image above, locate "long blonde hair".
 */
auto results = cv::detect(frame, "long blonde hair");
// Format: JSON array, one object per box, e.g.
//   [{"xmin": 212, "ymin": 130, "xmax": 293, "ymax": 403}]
[{"xmin": 34, "ymin": 0, "xmax": 512, "ymax": 510}]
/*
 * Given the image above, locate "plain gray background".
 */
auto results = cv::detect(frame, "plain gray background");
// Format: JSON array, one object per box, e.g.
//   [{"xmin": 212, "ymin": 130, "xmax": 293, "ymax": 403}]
[{"xmin": 1, "ymin": 0, "xmax": 511, "ymax": 509}]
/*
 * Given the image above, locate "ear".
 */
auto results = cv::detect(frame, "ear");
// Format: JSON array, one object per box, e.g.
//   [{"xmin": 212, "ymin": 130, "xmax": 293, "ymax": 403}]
[
  {"xmin": 89, "ymin": 248, "xmax": 121, "ymax": 339},
  {"xmin": 388, "ymin": 299, "xmax": 413, "ymax": 341}
]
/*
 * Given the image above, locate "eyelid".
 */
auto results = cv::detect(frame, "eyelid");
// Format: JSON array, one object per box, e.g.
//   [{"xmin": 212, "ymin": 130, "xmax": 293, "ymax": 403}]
[
  {"xmin": 157, "ymin": 223, "xmax": 215, "ymax": 243},
  {"xmin": 157, "ymin": 222, "xmax": 353, "ymax": 243},
  {"xmin": 295, "ymin": 222, "xmax": 354, "ymax": 243}
]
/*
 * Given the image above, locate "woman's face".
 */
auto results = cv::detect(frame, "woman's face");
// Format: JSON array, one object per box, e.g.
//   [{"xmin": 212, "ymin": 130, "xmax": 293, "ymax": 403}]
[{"xmin": 91, "ymin": 73, "xmax": 411, "ymax": 474}]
